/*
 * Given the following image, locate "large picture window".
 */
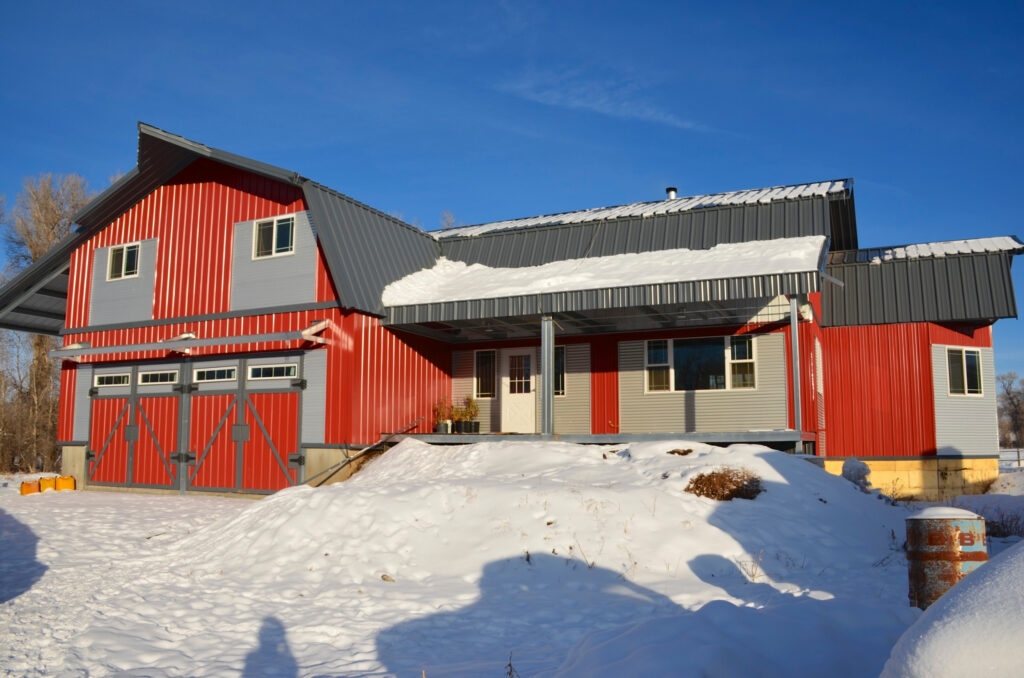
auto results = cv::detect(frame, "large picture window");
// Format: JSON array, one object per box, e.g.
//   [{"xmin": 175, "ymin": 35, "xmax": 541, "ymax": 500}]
[
  {"xmin": 475, "ymin": 350, "xmax": 495, "ymax": 398},
  {"xmin": 947, "ymin": 348, "xmax": 982, "ymax": 395},
  {"xmin": 645, "ymin": 336, "xmax": 757, "ymax": 392},
  {"xmin": 253, "ymin": 216, "xmax": 295, "ymax": 259},
  {"xmin": 107, "ymin": 243, "xmax": 140, "ymax": 280}
]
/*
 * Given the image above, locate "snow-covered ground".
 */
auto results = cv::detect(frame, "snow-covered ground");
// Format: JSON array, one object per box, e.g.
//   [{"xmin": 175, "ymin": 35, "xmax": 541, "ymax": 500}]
[{"xmin": 0, "ymin": 441, "xmax": 1019, "ymax": 677}]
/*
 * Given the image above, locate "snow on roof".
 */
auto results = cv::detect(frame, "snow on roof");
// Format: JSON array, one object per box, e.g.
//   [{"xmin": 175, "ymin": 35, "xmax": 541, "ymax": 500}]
[
  {"xmin": 830, "ymin": 236, "xmax": 1024, "ymax": 265},
  {"xmin": 434, "ymin": 180, "xmax": 851, "ymax": 239},
  {"xmin": 382, "ymin": 235, "xmax": 826, "ymax": 307}
]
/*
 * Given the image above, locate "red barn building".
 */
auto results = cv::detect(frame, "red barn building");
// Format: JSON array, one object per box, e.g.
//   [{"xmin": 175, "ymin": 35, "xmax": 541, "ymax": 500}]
[{"xmin": 0, "ymin": 124, "xmax": 1019, "ymax": 499}]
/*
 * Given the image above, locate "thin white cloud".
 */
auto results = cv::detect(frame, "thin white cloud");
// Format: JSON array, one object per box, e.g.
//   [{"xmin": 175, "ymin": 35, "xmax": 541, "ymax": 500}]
[{"xmin": 498, "ymin": 70, "xmax": 708, "ymax": 132}]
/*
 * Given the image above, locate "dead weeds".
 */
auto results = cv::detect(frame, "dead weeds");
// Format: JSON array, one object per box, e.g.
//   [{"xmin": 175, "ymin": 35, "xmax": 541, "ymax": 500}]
[{"xmin": 685, "ymin": 467, "xmax": 763, "ymax": 501}]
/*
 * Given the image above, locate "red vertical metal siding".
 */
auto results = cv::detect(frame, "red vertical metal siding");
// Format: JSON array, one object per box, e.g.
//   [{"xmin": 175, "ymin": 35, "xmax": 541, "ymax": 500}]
[
  {"xmin": 244, "ymin": 392, "xmax": 299, "ymax": 491},
  {"xmin": 821, "ymin": 323, "xmax": 937, "ymax": 457},
  {"xmin": 590, "ymin": 337, "xmax": 620, "ymax": 434},
  {"xmin": 928, "ymin": 323, "xmax": 992, "ymax": 348},
  {"xmin": 89, "ymin": 398, "xmax": 130, "ymax": 483},
  {"xmin": 189, "ymin": 394, "xmax": 237, "ymax": 489},
  {"xmin": 132, "ymin": 397, "xmax": 178, "ymax": 486},
  {"xmin": 324, "ymin": 312, "xmax": 451, "ymax": 445},
  {"xmin": 57, "ymin": 362, "xmax": 76, "ymax": 442},
  {"xmin": 64, "ymin": 159, "xmax": 305, "ymax": 329}
]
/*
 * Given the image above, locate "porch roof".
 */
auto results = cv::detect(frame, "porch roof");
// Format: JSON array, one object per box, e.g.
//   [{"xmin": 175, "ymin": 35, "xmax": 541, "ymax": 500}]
[{"xmin": 382, "ymin": 236, "xmax": 826, "ymax": 342}]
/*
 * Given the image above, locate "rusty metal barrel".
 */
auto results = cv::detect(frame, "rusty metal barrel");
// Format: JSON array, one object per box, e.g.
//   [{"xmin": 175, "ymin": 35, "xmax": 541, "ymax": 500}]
[{"xmin": 906, "ymin": 507, "xmax": 988, "ymax": 610}]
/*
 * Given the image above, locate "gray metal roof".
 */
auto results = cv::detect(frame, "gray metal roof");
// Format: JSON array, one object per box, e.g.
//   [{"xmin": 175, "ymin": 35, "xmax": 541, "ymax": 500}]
[
  {"xmin": 304, "ymin": 182, "xmax": 438, "ymax": 315},
  {"xmin": 823, "ymin": 250, "xmax": 1019, "ymax": 326},
  {"xmin": 439, "ymin": 195, "xmax": 853, "ymax": 269},
  {"xmin": 385, "ymin": 270, "xmax": 819, "ymax": 327},
  {"xmin": 828, "ymin": 236, "xmax": 1023, "ymax": 265},
  {"xmin": 437, "ymin": 179, "xmax": 852, "ymax": 238}
]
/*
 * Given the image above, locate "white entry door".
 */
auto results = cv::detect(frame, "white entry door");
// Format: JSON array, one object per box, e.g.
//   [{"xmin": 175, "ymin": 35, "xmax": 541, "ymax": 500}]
[{"xmin": 501, "ymin": 349, "xmax": 536, "ymax": 433}]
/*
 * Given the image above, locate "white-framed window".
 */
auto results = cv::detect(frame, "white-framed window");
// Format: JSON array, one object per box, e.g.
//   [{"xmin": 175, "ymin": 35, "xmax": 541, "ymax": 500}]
[
  {"xmin": 509, "ymin": 355, "xmax": 531, "ymax": 394},
  {"xmin": 554, "ymin": 345, "xmax": 566, "ymax": 397},
  {"xmin": 139, "ymin": 370, "xmax": 178, "ymax": 385},
  {"xmin": 194, "ymin": 367, "xmax": 237, "ymax": 383},
  {"xmin": 248, "ymin": 364, "xmax": 297, "ymax": 380},
  {"xmin": 474, "ymin": 350, "xmax": 496, "ymax": 398},
  {"xmin": 644, "ymin": 335, "xmax": 757, "ymax": 392},
  {"xmin": 253, "ymin": 216, "xmax": 295, "ymax": 259},
  {"xmin": 107, "ymin": 243, "xmax": 140, "ymax": 280},
  {"xmin": 947, "ymin": 348, "xmax": 982, "ymax": 396},
  {"xmin": 94, "ymin": 373, "xmax": 130, "ymax": 387}
]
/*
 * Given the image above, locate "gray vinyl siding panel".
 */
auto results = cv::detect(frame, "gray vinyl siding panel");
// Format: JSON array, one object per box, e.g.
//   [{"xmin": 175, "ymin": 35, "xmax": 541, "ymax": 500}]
[
  {"xmin": 823, "ymin": 253, "xmax": 1018, "ymax": 327},
  {"xmin": 72, "ymin": 364, "xmax": 93, "ymax": 440},
  {"xmin": 230, "ymin": 211, "xmax": 317, "ymax": 311},
  {"xmin": 440, "ymin": 198, "xmax": 834, "ymax": 268},
  {"xmin": 453, "ymin": 350, "xmax": 498, "ymax": 433},
  {"xmin": 303, "ymin": 182, "xmax": 440, "ymax": 316},
  {"xmin": 932, "ymin": 346, "xmax": 999, "ymax": 456},
  {"xmin": 89, "ymin": 239, "xmax": 157, "ymax": 326},
  {"xmin": 550, "ymin": 344, "xmax": 591, "ymax": 435},
  {"xmin": 618, "ymin": 333, "xmax": 787, "ymax": 433},
  {"xmin": 302, "ymin": 349, "xmax": 327, "ymax": 444}
]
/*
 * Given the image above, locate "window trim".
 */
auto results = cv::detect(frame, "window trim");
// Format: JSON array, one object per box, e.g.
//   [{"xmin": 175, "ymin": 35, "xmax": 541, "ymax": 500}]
[
  {"xmin": 474, "ymin": 349, "xmax": 496, "ymax": 399},
  {"xmin": 247, "ymin": 364, "xmax": 298, "ymax": 381},
  {"xmin": 106, "ymin": 242, "xmax": 141, "ymax": 281},
  {"xmin": 94, "ymin": 373, "xmax": 130, "ymax": 387},
  {"xmin": 193, "ymin": 367, "xmax": 238, "ymax": 383},
  {"xmin": 644, "ymin": 335, "xmax": 758, "ymax": 394},
  {"xmin": 252, "ymin": 216, "xmax": 296, "ymax": 260},
  {"xmin": 554, "ymin": 345, "xmax": 567, "ymax": 397},
  {"xmin": 946, "ymin": 347, "xmax": 983, "ymax": 397},
  {"xmin": 138, "ymin": 370, "xmax": 179, "ymax": 385}
]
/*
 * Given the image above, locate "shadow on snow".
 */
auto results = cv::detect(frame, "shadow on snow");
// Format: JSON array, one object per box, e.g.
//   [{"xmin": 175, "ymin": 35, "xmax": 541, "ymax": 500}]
[
  {"xmin": 242, "ymin": 615, "xmax": 298, "ymax": 678},
  {"xmin": 0, "ymin": 508, "xmax": 48, "ymax": 603}
]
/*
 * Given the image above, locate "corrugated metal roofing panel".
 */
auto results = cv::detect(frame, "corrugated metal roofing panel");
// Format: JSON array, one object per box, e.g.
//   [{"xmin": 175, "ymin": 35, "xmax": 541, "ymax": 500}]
[
  {"xmin": 828, "ymin": 236, "xmax": 1023, "ymax": 265},
  {"xmin": 437, "ymin": 179, "xmax": 851, "ymax": 239},
  {"xmin": 823, "ymin": 251, "xmax": 1019, "ymax": 326}
]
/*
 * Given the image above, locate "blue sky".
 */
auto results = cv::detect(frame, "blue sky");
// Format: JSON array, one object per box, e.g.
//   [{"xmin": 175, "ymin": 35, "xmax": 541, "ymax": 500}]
[{"xmin": 1, "ymin": 1, "xmax": 1022, "ymax": 373}]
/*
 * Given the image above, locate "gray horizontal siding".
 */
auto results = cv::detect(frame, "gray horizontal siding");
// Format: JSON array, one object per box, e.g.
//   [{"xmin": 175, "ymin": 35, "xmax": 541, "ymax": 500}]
[
  {"xmin": 73, "ymin": 364, "xmax": 93, "ymax": 440},
  {"xmin": 302, "ymin": 349, "xmax": 327, "ymax": 444},
  {"xmin": 535, "ymin": 343, "xmax": 590, "ymax": 435},
  {"xmin": 230, "ymin": 211, "xmax": 317, "ymax": 311},
  {"xmin": 440, "ymin": 198, "xmax": 834, "ymax": 267},
  {"xmin": 452, "ymin": 350, "xmax": 498, "ymax": 433},
  {"xmin": 618, "ymin": 333, "xmax": 787, "ymax": 433},
  {"xmin": 386, "ymin": 272, "xmax": 819, "ymax": 325},
  {"xmin": 932, "ymin": 345, "xmax": 998, "ymax": 456},
  {"xmin": 823, "ymin": 253, "xmax": 1018, "ymax": 326},
  {"xmin": 90, "ymin": 239, "xmax": 157, "ymax": 326}
]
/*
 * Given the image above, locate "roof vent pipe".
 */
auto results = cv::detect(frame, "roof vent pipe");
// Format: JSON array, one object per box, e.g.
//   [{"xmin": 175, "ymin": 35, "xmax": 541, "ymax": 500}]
[{"xmin": 665, "ymin": 186, "xmax": 677, "ymax": 200}]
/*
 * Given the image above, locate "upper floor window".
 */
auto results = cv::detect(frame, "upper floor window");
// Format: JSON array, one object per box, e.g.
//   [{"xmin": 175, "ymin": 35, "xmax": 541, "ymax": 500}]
[
  {"xmin": 947, "ymin": 348, "xmax": 982, "ymax": 396},
  {"xmin": 645, "ymin": 335, "xmax": 757, "ymax": 392},
  {"xmin": 254, "ymin": 217, "xmax": 294, "ymax": 259},
  {"xmin": 107, "ymin": 243, "xmax": 140, "ymax": 280}
]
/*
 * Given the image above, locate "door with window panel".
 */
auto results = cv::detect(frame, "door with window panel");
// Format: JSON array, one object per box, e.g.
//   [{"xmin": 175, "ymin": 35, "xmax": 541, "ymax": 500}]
[{"xmin": 501, "ymin": 349, "xmax": 536, "ymax": 433}]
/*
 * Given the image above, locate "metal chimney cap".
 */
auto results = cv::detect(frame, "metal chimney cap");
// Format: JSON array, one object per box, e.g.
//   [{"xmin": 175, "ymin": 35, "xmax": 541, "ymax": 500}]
[{"xmin": 665, "ymin": 186, "xmax": 678, "ymax": 200}]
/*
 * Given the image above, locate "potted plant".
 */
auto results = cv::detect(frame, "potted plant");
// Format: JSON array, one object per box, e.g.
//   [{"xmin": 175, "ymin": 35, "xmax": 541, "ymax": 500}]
[
  {"xmin": 451, "ymin": 404, "xmax": 466, "ymax": 433},
  {"xmin": 463, "ymin": 396, "xmax": 480, "ymax": 434},
  {"xmin": 433, "ymin": 398, "xmax": 453, "ymax": 434}
]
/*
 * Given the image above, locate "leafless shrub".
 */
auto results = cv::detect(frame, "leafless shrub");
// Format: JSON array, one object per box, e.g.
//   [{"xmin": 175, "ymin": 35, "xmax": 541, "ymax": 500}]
[
  {"xmin": 685, "ymin": 467, "xmax": 763, "ymax": 501},
  {"xmin": 983, "ymin": 510, "xmax": 1024, "ymax": 538},
  {"xmin": 667, "ymin": 448, "xmax": 693, "ymax": 456}
]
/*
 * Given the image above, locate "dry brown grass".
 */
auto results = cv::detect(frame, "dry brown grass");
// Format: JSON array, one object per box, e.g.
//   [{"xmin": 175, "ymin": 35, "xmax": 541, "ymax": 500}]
[
  {"xmin": 666, "ymin": 448, "xmax": 694, "ymax": 456},
  {"xmin": 685, "ymin": 467, "xmax": 763, "ymax": 501}
]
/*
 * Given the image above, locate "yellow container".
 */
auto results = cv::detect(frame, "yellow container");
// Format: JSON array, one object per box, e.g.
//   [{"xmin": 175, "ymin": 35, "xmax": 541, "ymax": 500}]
[
  {"xmin": 39, "ymin": 476, "xmax": 56, "ymax": 492},
  {"xmin": 20, "ymin": 480, "xmax": 40, "ymax": 496},
  {"xmin": 55, "ymin": 475, "xmax": 76, "ymax": 491}
]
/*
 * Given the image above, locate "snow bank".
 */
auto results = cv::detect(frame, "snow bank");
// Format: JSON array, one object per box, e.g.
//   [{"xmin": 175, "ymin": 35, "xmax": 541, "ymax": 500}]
[
  {"xmin": 382, "ymin": 236, "xmax": 826, "ymax": 306},
  {"xmin": 881, "ymin": 540, "xmax": 1024, "ymax": 677}
]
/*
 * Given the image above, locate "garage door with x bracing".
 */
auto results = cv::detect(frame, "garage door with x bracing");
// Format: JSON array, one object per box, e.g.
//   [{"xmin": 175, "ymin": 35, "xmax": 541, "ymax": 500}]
[{"xmin": 87, "ymin": 357, "xmax": 304, "ymax": 493}]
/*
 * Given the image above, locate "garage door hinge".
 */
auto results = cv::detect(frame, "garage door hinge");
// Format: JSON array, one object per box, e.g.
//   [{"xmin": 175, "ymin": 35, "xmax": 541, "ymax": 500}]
[
  {"xmin": 291, "ymin": 378, "xmax": 307, "ymax": 390},
  {"xmin": 171, "ymin": 452, "xmax": 197, "ymax": 464},
  {"xmin": 88, "ymin": 387, "xmax": 98, "ymax": 397},
  {"xmin": 172, "ymin": 384, "xmax": 198, "ymax": 393},
  {"xmin": 85, "ymin": 449, "xmax": 95, "ymax": 460},
  {"xmin": 288, "ymin": 453, "xmax": 305, "ymax": 466}
]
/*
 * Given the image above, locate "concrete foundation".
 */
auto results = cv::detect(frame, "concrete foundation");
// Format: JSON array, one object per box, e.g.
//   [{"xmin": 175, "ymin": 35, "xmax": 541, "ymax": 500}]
[
  {"xmin": 60, "ymin": 446, "xmax": 87, "ymax": 490},
  {"xmin": 822, "ymin": 456, "xmax": 999, "ymax": 501}
]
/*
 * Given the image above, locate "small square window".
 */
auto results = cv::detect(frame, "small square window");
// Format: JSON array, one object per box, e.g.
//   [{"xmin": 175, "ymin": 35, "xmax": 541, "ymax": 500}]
[
  {"xmin": 107, "ymin": 243, "xmax": 140, "ymax": 280},
  {"xmin": 948, "ymin": 348, "xmax": 982, "ymax": 395},
  {"xmin": 254, "ymin": 217, "xmax": 295, "ymax": 259}
]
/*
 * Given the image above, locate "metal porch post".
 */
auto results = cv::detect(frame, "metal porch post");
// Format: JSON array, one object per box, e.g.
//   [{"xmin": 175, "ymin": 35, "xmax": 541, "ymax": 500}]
[
  {"xmin": 790, "ymin": 296, "xmax": 802, "ymax": 443},
  {"xmin": 540, "ymin": 316, "xmax": 554, "ymax": 436}
]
